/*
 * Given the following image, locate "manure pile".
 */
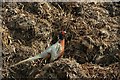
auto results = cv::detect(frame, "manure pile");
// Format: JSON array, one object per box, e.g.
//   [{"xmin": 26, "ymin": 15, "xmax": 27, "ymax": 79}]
[{"xmin": 1, "ymin": 2, "xmax": 120, "ymax": 79}]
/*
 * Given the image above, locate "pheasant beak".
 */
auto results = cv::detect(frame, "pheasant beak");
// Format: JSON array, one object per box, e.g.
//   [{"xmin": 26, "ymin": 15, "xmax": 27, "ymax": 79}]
[{"xmin": 64, "ymin": 31, "xmax": 66, "ymax": 34}]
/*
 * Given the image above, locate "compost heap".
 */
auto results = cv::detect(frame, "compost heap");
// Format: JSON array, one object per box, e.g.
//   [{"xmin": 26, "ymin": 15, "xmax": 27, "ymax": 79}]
[{"xmin": 1, "ymin": 2, "xmax": 120, "ymax": 79}]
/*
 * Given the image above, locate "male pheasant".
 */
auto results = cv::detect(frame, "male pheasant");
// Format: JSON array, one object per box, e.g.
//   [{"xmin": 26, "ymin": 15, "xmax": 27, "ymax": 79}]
[{"xmin": 10, "ymin": 31, "xmax": 66, "ymax": 67}]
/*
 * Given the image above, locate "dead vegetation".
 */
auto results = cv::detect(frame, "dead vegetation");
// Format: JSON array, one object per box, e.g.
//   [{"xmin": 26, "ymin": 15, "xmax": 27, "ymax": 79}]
[{"xmin": 1, "ymin": 2, "xmax": 120, "ymax": 79}]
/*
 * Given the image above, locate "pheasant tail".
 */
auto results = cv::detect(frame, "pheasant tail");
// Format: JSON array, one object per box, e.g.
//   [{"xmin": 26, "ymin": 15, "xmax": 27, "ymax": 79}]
[{"xmin": 10, "ymin": 54, "xmax": 41, "ymax": 67}]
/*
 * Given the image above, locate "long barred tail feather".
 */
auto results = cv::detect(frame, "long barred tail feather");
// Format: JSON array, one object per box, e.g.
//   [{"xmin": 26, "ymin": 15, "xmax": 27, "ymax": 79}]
[{"xmin": 10, "ymin": 54, "xmax": 41, "ymax": 67}]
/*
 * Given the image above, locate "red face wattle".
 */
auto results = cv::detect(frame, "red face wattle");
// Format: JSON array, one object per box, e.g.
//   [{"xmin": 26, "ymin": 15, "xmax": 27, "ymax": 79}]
[
  {"xmin": 58, "ymin": 31, "xmax": 66, "ymax": 40},
  {"xmin": 61, "ymin": 31, "xmax": 66, "ymax": 35}
]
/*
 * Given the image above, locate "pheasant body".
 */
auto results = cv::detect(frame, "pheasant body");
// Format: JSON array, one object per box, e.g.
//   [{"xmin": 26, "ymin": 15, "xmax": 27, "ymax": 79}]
[
  {"xmin": 39, "ymin": 41, "xmax": 62, "ymax": 61},
  {"xmin": 10, "ymin": 31, "xmax": 66, "ymax": 67}
]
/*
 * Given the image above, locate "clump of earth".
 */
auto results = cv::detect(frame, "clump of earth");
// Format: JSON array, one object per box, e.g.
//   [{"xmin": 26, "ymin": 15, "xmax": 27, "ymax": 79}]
[{"xmin": 1, "ymin": 2, "xmax": 120, "ymax": 79}]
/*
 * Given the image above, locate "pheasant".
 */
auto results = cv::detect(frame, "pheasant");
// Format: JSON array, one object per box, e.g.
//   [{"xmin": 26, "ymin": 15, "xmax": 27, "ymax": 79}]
[{"xmin": 10, "ymin": 31, "xmax": 66, "ymax": 67}]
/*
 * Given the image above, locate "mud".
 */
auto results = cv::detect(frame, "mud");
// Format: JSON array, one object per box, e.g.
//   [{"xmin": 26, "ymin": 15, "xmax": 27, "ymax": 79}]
[{"xmin": 1, "ymin": 2, "xmax": 120, "ymax": 79}]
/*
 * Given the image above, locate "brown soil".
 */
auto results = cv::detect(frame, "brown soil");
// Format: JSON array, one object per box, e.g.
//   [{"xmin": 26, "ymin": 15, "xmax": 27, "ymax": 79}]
[{"xmin": 1, "ymin": 2, "xmax": 120, "ymax": 79}]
